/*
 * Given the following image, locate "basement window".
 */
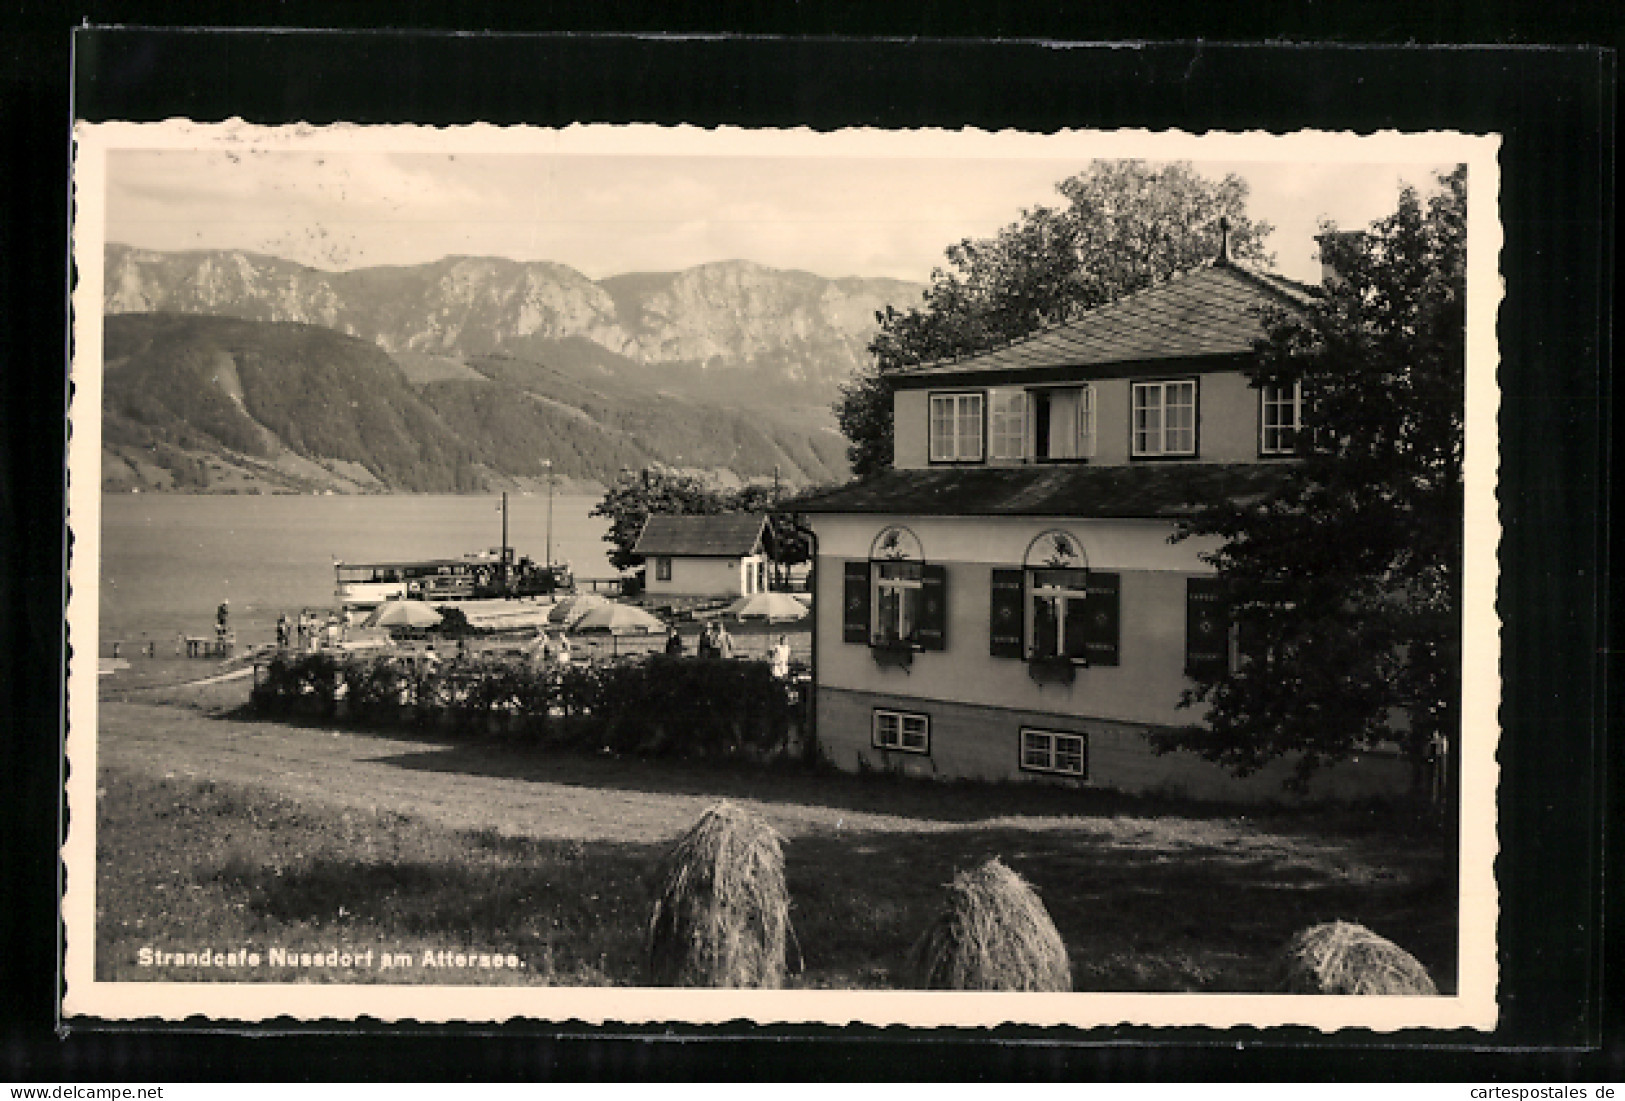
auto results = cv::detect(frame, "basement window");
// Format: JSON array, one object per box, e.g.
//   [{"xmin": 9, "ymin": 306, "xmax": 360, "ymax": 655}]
[
  {"xmin": 873, "ymin": 709, "xmax": 930, "ymax": 754},
  {"xmin": 1020, "ymin": 729, "xmax": 1088, "ymax": 778}
]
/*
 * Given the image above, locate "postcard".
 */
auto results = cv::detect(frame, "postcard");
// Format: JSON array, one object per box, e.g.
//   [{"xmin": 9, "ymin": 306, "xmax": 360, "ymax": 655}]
[{"xmin": 64, "ymin": 119, "xmax": 1501, "ymax": 1030}]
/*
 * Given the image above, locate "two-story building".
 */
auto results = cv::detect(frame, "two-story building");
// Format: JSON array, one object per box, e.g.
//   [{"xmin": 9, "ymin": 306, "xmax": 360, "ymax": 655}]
[{"xmin": 793, "ymin": 238, "xmax": 1409, "ymax": 801}]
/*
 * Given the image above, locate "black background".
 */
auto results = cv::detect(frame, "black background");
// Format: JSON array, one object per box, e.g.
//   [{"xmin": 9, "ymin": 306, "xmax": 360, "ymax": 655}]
[{"xmin": 2, "ymin": 5, "xmax": 1617, "ymax": 1082}]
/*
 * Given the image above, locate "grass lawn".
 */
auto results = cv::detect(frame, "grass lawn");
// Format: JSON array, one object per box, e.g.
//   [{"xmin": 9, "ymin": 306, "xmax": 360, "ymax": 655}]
[{"xmin": 95, "ymin": 701, "xmax": 1458, "ymax": 991}]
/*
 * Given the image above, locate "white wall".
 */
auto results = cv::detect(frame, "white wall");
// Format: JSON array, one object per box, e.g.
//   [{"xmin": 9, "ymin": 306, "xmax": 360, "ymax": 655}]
[
  {"xmin": 811, "ymin": 513, "xmax": 1221, "ymax": 570},
  {"xmin": 808, "ymin": 514, "xmax": 1220, "ymax": 728},
  {"xmin": 645, "ymin": 554, "xmax": 765, "ymax": 597}
]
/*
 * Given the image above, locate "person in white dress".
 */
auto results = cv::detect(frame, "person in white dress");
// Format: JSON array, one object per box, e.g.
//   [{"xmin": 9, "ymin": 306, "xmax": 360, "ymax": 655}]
[{"xmin": 768, "ymin": 634, "xmax": 792, "ymax": 679}]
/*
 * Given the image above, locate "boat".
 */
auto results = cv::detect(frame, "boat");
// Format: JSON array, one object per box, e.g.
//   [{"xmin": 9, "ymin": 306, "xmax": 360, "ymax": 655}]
[
  {"xmin": 335, "ymin": 552, "xmax": 573, "ymax": 609},
  {"xmin": 333, "ymin": 492, "xmax": 574, "ymax": 609}
]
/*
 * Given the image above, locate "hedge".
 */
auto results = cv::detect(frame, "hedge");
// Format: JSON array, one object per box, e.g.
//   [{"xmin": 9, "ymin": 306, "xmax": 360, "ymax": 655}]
[{"xmin": 249, "ymin": 651, "xmax": 805, "ymax": 762}]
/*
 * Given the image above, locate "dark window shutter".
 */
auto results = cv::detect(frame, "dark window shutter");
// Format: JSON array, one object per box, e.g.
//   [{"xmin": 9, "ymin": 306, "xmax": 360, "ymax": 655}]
[
  {"xmin": 1185, "ymin": 576, "xmax": 1230, "ymax": 677},
  {"xmin": 842, "ymin": 561, "xmax": 871, "ymax": 644},
  {"xmin": 1082, "ymin": 572, "xmax": 1120, "ymax": 666},
  {"xmin": 989, "ymin": 568, "xmax": 1025, "ymax": 658},
  {"xmin": 916, "ymin": 564, "xmax": 948, "ymax": 650}
]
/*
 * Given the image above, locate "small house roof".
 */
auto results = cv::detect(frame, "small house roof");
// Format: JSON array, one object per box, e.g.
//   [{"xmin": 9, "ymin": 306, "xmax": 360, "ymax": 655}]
[
  {"xmin": 786, "ymin": 464, "xmax": 1292, "ymax": 521},
  {"xmin": 633, "ymin": 513, "xmax": 769, "ymax": 557},
  {"xmin": 891, "ymin": 262, "xmax": 1316, "ymax": 387}
]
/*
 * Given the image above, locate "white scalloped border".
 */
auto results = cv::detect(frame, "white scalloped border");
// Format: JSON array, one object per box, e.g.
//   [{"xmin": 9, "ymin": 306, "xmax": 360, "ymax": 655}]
[{"xmin": 64, "ymin": 120, "xmax": 1503, "ymax": 1032}]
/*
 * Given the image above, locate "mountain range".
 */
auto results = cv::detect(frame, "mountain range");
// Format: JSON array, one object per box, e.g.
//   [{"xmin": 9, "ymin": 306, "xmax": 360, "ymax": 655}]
[{"xmin": 99, "ymin": 245, "xmax": 925, "ymax": 494}]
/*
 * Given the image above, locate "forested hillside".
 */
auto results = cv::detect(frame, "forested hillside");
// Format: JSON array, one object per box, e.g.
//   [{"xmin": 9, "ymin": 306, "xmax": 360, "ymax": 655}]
[{"xmin": 100, "ymin": 313, "xmax": 850, "ymax": 494}]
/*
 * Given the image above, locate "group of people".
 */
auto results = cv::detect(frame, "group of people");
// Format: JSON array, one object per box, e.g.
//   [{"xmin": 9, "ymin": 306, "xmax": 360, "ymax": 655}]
[
  {"xmin": 664, "ymin": 621, "xmax": 794, "ymax": 678},
  {"xmin": 276, "ymin": 608, "xmax": 354, "ymax": 650},
  {"xmin": 529, "ymin": 630, "xmax": 574, "ymax": 667}
]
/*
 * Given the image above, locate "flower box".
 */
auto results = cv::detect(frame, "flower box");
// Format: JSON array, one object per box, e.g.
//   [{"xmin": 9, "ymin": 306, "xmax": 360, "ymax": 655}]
[
  {"xmin": 1027, "ymin": 656, "xmax": 1077, "ymax": 685},
  {"xmin": 870, "ymin": 641, "xmax": 915, "ymax": 670}
]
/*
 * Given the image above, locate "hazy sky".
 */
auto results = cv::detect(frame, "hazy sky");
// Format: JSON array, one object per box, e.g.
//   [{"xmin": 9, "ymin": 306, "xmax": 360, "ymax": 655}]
[{"xmin": 103, "ymin": 130, "xmax": 1460, "ymax": 287}]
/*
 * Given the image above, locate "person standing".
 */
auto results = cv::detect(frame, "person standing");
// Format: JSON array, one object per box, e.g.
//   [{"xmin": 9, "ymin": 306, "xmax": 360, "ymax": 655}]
[
  {"xmin": 714, "ymin": 621, "xmax": 736, "ymax": 660},
  {"xmin": 276, "ymin": 613, "xmax": 291, "ymax": 649},
  {"xmin": 768, "ymin": 634, "xmax": 791, "ymax": 679},
  {"xmin": 664, "ymin": 627, "xmax": 685, "ymax": 656}
]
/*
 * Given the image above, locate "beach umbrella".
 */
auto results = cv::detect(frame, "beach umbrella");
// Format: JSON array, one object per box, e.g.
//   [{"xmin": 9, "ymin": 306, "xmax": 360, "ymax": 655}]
[
  {"xmin": 362, "ymin": 600, "xmax": 445, "ymax": 629},
  {"xmin": 725, "ymin": 592, "xmax": 809, "ymax": 623},
  {"xmin": 547, "ymin": 591, "xmax": 612, "ymax": 625},
  {"xmin": 569, "ymin": 602, "xmax": 666, "ymax": 636}
]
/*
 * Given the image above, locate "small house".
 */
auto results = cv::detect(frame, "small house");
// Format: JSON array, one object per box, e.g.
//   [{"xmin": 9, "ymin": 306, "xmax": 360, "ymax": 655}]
[{"xmin": 634, "ymin": 513, "xmax": 771, "ymax": 598}]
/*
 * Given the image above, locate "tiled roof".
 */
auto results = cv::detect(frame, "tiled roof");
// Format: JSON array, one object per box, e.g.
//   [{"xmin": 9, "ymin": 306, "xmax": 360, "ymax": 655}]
[
  {"xmin": 893, "ymin": 262, "xmax": 1316, "ymax": 382},
  {"xmin": 787, "ymin": 464, "xmax": 1293, "ymax": 520},
  {"xmin": 633, "ymin": 513, "xmax": 767, "ymax": 556}
]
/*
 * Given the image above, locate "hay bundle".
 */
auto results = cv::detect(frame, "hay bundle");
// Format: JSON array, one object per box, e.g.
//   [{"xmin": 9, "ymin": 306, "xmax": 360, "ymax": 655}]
[
  {"xmin": 908, "ymin": 857, "xmax": 1072, "ymax": 991},
  {"xmin": 645, "ymin": 801, "xmax": 793, "ymax": 988},
  {"xmin": 1276, "ymin": 921, "xmax": 1438, "ymax": 995}
]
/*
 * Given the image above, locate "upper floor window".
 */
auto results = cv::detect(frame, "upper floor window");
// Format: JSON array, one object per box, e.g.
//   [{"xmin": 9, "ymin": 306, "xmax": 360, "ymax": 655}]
[
  {"xmin": 988, "ymin": 390, "xmax": 1027, "ymax": 461},
  {"xmin": 1260, "ymin": 380, "xmax": 1303, "ymax": 455},
  {"xmin": 929, "ymin": 392, "xmax": 984, "ymax": 463},
  {"xmin": 1131, "ymin": 379, "xmax": 1197, "ymax": 457},
  {"xmin": 1033, "ymin": 385, "xmax": 1096, "ymax": 461}
]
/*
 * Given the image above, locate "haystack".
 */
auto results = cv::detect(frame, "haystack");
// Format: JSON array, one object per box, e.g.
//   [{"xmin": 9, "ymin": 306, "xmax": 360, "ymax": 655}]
[
  {"xmin": 1276, "ymin": 921, "xmax": 1438, "ymax": 995},
  {"xmin": 645, "ymin": 801, "xmax": 793, "ymax": 988},
  {"xmin": 908, "ymin": 857, "xmax": 1072, "ymax": 991}
]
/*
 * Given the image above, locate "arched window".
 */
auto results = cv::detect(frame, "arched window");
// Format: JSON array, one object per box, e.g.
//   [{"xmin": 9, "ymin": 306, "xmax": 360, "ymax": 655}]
[
  {"xmin": 871, "ymin": 526, "xmax": 924, "ymax": 646},
  {"xmin": 990, "ymin": 530, "xmax": 1119, "ymax": 666},
  {"xmin": 842, "ymin": 526, "xmax": 946, "ymax": 653},
  {"xmin": 1023, "ymin": 531, "xmax": 1091, "ymax": 662}
]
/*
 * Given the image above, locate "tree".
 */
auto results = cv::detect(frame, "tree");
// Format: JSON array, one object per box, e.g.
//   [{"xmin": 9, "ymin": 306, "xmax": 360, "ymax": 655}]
[
  {"xmin": 728, "ymin": 483, "xmax": 813, "ymax": 569},
  {"xmin": 1159, "ymin": 166, "xmax": 1468, "ymax": 788},
  {"xmin": 590, "ymin": 466, "xmax": 726, "ymax": 571},
  {"xmin": 836, "ymin": 161, "xmax": 1273, "ymax": 479},
  {"xmin": 591, "ymin": 466, "xmax": 814, "ymax": 573}
]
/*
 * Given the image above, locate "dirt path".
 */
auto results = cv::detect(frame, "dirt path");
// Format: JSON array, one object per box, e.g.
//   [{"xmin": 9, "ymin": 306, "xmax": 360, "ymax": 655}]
[
  {"xmin": 95, "ymin": 702, "xmax": 948, "ymax": 844},
  {"xmin": 94, "ymin": 701, "xmax": 1408, "ymax": 891}
]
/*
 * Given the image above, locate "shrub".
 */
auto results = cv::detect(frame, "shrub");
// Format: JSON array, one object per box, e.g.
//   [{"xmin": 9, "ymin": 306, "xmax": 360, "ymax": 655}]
[
  {"xmin": 247, "ymin": 650, "xmax": 798, "ymax": 762},
  {"xmin": 1274, "ymin": 921, "xmax": 1438, "ymax": 995},
  {"xmin": 250, "ymin": 652, "xmax": 341, "ymax": 719},
  {"xmin": 908, "ymin": 857, "xmax": 1072, "ymax": 992},
  {"xmin": 645, "ymin": 802, "xmax": 794, "ymax": 988},
  {"xmin": 341, "ymin": 656, "xmax": 405, "ymax": 726},
  {"xmin": 249, "ymin": 654, "xmax": 298, "ymax": 716}
]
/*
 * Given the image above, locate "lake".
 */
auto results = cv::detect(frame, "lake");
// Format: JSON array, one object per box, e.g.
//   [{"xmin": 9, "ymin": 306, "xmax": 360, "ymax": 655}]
[{"xmin": 93, "ymin": 493, "xmax": 613, "ymax": 645}]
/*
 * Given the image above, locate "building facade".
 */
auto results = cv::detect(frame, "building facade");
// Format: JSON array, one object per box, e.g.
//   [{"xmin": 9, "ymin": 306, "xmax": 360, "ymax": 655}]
[
  {"xmin": 795, "ymin": 246, "xmax": 1409, "ymax": 801},
  {"xmin": 633, "ymin": 513, "xmax": 771, "ymax": 598}
]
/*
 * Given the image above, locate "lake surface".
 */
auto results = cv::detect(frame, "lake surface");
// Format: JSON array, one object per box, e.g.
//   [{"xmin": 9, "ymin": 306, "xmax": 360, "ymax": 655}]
[{"xmin": 93, "ymin": 493, "xmax": 612, "ymax": 644}]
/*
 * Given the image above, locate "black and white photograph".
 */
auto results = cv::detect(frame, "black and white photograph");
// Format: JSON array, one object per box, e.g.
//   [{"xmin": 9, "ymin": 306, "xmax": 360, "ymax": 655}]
[{"xmin": 63, "ymin": 121, "xmax": 1501, "ymax": 1029}]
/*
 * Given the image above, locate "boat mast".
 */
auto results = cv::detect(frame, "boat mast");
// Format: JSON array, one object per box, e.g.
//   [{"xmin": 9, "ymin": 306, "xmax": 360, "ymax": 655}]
[
  {"xmin": 544, "ymin": 459, "xmax": 554, "ymax": 567},
  {"xmin": 500, "ymin": 491, "xmax": 509, "ymax": 591}
]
